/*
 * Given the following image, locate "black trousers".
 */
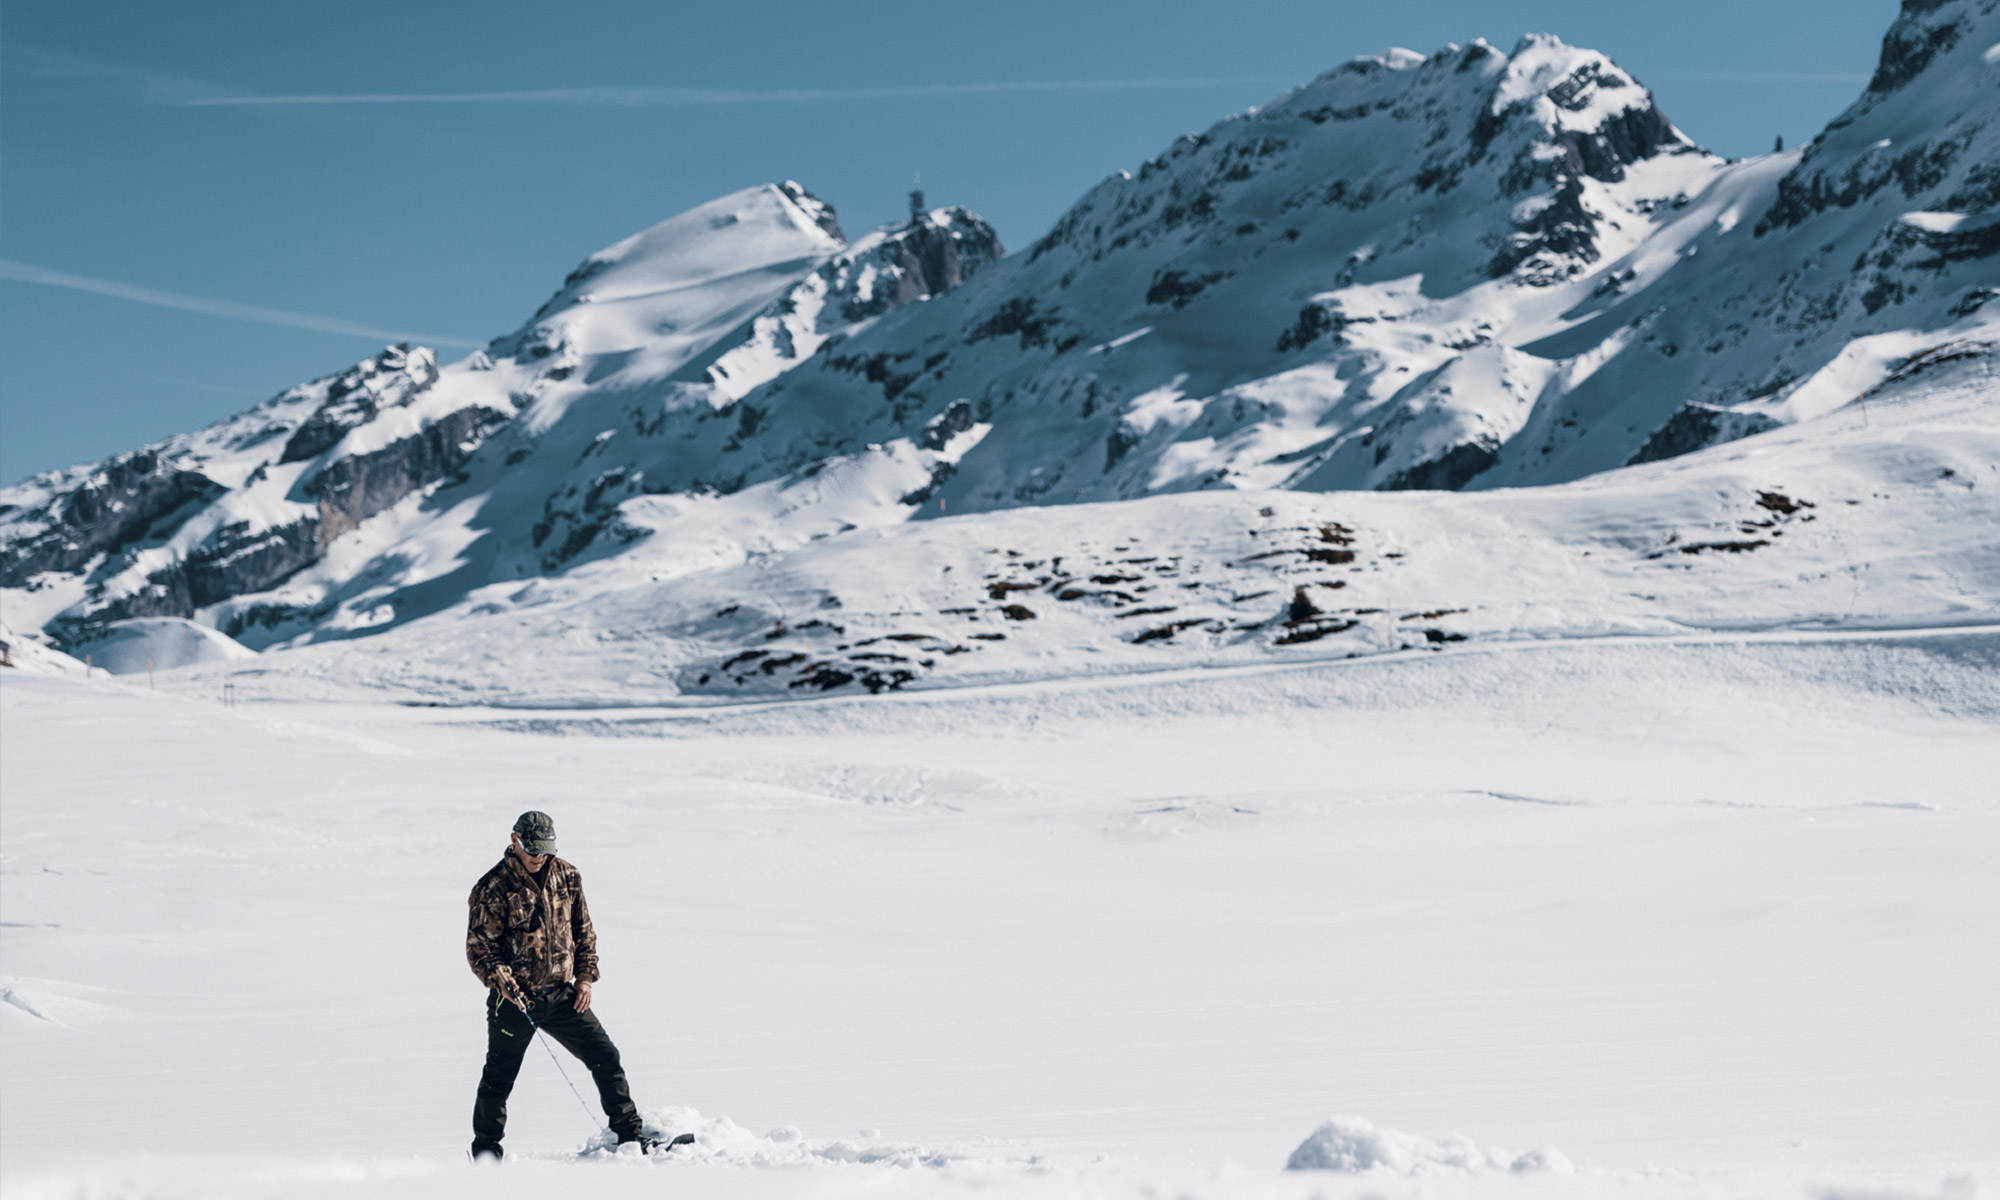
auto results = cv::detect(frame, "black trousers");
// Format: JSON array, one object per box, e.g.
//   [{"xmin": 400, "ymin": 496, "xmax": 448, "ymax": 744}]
[{"xmin": 472, "ymin": 985, "xmax": 641, "ymax": 1151}]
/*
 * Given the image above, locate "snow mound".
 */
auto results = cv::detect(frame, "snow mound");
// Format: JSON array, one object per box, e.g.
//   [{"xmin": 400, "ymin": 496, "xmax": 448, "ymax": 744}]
[
  {"xmin": 1285, "ymin": 1115, "xmax": 1574, "ymax": 1176},
  {"xmin": 0, "ymin": 975, "xmax": 123, "ymax": 1031},
  {"xmin": 574, "ymin": 1107, "xmax": 1001, "ymax": 1169},
  {"xmin": 65, "ymin": 617, "xmax": 256, "ymax": 675}
]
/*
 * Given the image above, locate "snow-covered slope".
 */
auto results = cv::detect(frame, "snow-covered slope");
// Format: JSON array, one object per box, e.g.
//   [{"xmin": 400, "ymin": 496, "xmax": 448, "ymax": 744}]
[
  {"xmin": 159, "ymin": 349, "xmax": 2000, "ymax": 706},
  {"xmin": 0, "ymin": 0, "xmax": 1992, "ymax": 675},
  {"xmin": 0, "ymin": 618, "xmax": 92, "ymax": 676}
]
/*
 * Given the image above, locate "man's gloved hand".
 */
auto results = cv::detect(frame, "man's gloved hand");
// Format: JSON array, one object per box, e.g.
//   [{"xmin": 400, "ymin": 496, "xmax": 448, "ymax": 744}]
[{"xmin": 573, "ymin": 981, "xmax": 593, "ymax": 1013}]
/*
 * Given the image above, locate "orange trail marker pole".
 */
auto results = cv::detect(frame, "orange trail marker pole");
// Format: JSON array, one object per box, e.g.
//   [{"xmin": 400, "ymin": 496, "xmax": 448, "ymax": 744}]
[
  {"xmin": 1858, "ymin": 392, "xmax": 1869, "ymax": 428},
  {"xmin": 148, "ymin": 657, "xmax": 154, "ymax": 690}
]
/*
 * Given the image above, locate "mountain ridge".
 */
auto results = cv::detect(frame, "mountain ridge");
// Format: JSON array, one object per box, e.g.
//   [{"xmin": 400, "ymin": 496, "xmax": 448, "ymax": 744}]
[{"xmin": 2, "ymin": 0, "xmax": 1994, "ymax": 678}]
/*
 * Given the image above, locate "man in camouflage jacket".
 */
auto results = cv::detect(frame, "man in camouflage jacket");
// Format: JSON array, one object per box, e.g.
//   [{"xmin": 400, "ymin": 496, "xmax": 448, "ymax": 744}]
[{"xmin": 466, "ymin": 810, "xmax": 644, "ymax": 1159}]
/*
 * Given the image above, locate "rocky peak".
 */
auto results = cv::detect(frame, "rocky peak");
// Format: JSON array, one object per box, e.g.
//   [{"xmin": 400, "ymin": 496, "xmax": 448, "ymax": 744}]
[
  {"xmin": 777, "ymin": 179, "xmax": 847, "ymax": 243},
  {"xmin": 500, "ymin": 181, "xmax": 851, "ymax": 361},
  {"xmin": 1475, "ymin": 35, "xmax": 1686, "ymax": 180},
  {"xmin": 829, "ymin": 207, "xmax": 1005, "ymax": 323},
  {"xmin": 1862, "ymin": 0, "xmax": 1988, "ymax": 101},
  {"xmin": 1755, "ymin": 0, "xmax": 1998, "ymax": 237},
  {"xmin": 279, "ymin": 344, "xmax": 440, "ymax": 463},
  {"xmin": 1025, "ymin": 33, "xmax": 1696, "ymax": 293},
  {"xmin": 700, "ymin": 204, "xmax": 1004, "ymax": 400}
]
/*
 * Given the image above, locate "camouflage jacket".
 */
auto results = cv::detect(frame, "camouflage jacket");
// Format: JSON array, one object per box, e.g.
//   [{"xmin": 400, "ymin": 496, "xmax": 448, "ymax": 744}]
[{"xmin": 466, "ymin": 851, "xmax": 601, "ymax": 994}]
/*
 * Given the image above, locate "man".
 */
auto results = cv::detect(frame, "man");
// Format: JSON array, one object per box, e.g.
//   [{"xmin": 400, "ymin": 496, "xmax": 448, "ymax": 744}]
[{"xmin": 466, "ymin": 810, "xmax": 650, "ymax": 1159}]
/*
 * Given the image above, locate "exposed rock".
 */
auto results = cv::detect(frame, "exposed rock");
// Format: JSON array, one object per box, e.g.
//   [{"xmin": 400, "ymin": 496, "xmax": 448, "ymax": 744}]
[
  {"xmin": 184, "ymin": 520, "xmax": 322, "ymax": 608},
  {"xmin": 1863, "ymin": 0, "xmax": 1970, "ymax": 98},
  {"xmin": 777, "ymin": 181, "xmax": 846, "ymax": 241},
  {"xmin": 1756, "ymin": 130, "xmax": 1976, "ymax": 235},
  {"xmin": 1379, "ymin": 439, "xmax": 1501, "ymax": 490},
  {"xmin": 835, "ymin": 208, "xmax": 1003, "ymax": 322},
  {"xmin": 697, "ymin": 205, "xmax": 1002, "ymax": 399},
  {"xmin": 1628, "ymin": 404, "xmax": 1784, "ymax": 466},
  {"xmin": 27, "ymin": 400, "xmax": 508, "ymax": 637},
  {"xmin": 62, "ymin": 565, "xmax": 194, "ymax": 633},
  {"xmin": 920, "ymin": 400, "xmax": 976, "ymax": 450},
  {"xmin": 0, "ymin": 451, "xmax": 224, "ymax": 586},
  {"xmin": 307, "ymin": 405, "xmax": 510, "ymax": 545}
]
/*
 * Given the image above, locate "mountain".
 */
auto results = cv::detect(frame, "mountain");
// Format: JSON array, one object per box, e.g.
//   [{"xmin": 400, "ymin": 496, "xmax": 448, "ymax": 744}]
[
  {"xmin": 723, "ymin": 1, "xmax": 1997, "ymax": 505},
  {"xmin": 0, "ymin": 183, "xmax": 1002, "ymax": 645},
  {"xmin": 2, "ymin": 0, "xmax": 1994, "ymax": 693}
]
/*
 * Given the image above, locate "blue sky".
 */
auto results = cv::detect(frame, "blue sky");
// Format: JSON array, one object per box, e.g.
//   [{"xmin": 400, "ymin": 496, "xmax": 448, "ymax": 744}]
[{"xmin": 2, "ymin": 0, "xmax": 1895, "ymax": 484}]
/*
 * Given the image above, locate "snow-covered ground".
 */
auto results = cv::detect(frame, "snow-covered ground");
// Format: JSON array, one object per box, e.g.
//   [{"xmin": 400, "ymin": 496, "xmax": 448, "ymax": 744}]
[{"xmin": 4, "ymin": 620, "xmax": 1995, "ymax": 1198}]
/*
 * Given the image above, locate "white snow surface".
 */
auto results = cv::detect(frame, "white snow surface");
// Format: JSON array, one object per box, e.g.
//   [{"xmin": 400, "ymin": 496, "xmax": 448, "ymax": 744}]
[
  {"xmin": 3, "ymin": 624, "xmax": 1996, "ymax": 1198},
  {"xmin": 1285, "ymin": 1115, "xmax": 1573, "ymax": 1175}
]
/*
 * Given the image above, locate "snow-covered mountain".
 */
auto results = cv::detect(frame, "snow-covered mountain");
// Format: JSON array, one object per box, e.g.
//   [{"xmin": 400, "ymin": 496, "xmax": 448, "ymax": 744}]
[
  {"xmin": 729, "ymin": 0, "xmax": 1997, "ymax": 505},
  {"xmin": 2, "ymin": 0, "xmax": 1994, "ymax": 689},
  {"xmin": 0, "ymin": 183, "xmax": 1002, "ymax": 646}
]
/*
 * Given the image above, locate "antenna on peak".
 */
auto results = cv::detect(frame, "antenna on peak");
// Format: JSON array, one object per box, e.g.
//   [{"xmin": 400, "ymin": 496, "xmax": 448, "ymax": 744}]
[{"xmin": 909, "ymin": 172, "xmax": 925, "ymax": 223}]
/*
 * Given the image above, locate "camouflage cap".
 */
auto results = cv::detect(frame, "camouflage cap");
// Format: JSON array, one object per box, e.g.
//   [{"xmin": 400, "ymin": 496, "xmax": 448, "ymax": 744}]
[{"xmin": 512, "ymin": 810, "xmax": 557, "ymax": 855}]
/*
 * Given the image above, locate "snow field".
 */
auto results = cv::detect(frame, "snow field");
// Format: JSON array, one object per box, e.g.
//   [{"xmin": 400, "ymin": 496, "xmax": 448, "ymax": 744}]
[{"xmin": 3, "ymin": 628, "xmax": 1996, "ymax": 1198}]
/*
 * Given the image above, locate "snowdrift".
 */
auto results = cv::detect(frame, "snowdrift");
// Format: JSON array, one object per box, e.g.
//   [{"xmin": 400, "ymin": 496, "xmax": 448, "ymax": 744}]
[
  {"xmin": 65, "ymin": 617, "xmax": 257, "ymax": 675},
  {"xmin": 1285, "ymin": 1116, "xmax": 1573, "ymax": 1175}
]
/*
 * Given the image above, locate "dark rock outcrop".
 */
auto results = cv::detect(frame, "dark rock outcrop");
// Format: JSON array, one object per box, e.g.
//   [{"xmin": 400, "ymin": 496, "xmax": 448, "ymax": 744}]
[
  {"xmin": 0, "ymin": 451, "xmax": 225, "ymax": 586},
  {"xmin": 1486, "ymin": 65, "xmax": 1687, "ymax": 281},
  {"xmin": 778, "ymin": 180, "xmax": 848, "ymax": 243},
  {"xmin": 184, "ymin": 519, "xmax": 323, "ymax": 609},
  {"xmin": 18, "ymin": 385, "xmax": 509, "ymax": 639},
  {"xmin": 1756, "ymin": 0, "xmax": 1984, "ymax": 236},
  {"xmin": 1864, "ymin": 0, "xmax": 1971, "ymax": 98},
  {"xmin": 305, "ymin": 405, "xmax": 508, "ymax": 544},
  {"xmin": 1628, "ymin": 404, "xmax": 1784, "ymax": 465},
  {"xmin": 920, "ymin": 399, "xmax": 976, "ymax": 450},
  {"xmin": 834, "ymin": 208, "xmax": 1005, "ymax": 323},
  {"xmin": 1379, "ymin": 439, "xmax": 1501, "ymax": 491}
]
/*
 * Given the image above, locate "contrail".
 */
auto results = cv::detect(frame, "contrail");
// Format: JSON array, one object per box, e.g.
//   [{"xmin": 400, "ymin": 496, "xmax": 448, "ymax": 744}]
[
  {"xmin": 182, "ymin": 77, "xmax": 1291, "ymax": 107},
  {"xmin": 0, "ymin": 259, "xmax": 484, "ymax": 349}
]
